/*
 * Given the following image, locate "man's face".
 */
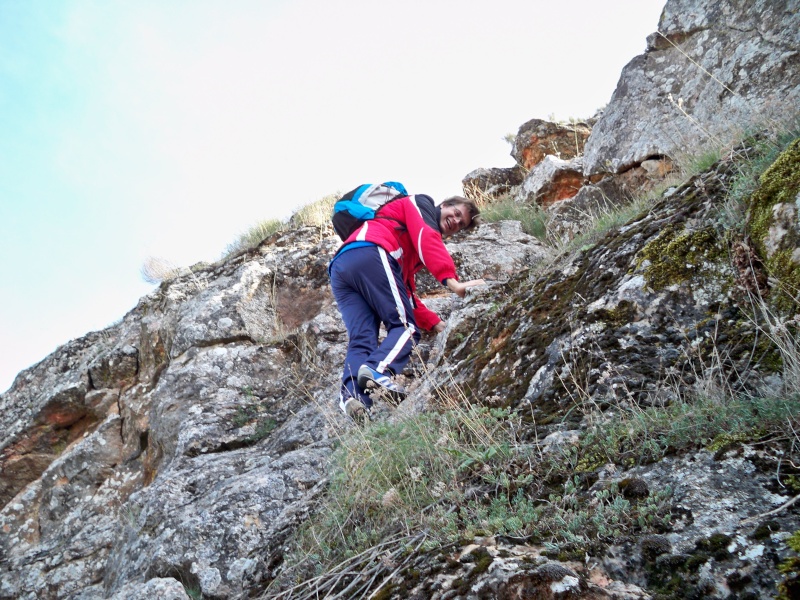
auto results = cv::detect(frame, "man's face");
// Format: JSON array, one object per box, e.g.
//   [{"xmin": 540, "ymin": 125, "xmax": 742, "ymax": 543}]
[{"xmin": 440, "ymin": 202, "xmax": 470, "ymax": 236}]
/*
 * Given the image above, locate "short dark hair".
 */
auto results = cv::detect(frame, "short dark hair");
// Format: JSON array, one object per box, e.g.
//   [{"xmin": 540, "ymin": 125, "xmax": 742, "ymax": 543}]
[{"xmin": 441, "ymin": 196, "xmax": 481, "ymax": 230}]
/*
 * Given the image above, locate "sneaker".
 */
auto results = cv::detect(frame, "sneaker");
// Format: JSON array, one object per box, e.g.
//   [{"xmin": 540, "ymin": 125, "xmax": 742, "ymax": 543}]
[
  {"xmin": 339, "ymin": 391, "xmax": 370, "ymax": 425},
  {"xmin": 357, "ymin": 364, "xmax": 407, "ymax": 403}
]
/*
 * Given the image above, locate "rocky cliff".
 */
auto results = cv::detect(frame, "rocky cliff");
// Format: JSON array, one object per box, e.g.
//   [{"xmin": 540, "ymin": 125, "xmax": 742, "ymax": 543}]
[
  {"xmin": 2, "ymin": 1, "xmax": 800, "ymax": 598},
  {"xmin": 583, "ymin": 0, "xmax": 800, "ymax": 176}
]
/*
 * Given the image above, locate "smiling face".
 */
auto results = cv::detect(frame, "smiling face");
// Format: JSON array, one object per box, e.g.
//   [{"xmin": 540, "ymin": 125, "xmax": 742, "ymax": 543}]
[{"xmin": 439, "ymin": 202, "xmax": 471, "ymax": 236}]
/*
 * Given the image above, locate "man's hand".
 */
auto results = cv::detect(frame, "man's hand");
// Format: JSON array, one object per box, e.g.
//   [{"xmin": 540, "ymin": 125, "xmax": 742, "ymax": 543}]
[
  {"xmin": 433, "ymin": 321, "xmax": 446, "ymax": 333},
  {"xmin": 446, "ymin": 278, "xmax": 486, "ymax": 298}
]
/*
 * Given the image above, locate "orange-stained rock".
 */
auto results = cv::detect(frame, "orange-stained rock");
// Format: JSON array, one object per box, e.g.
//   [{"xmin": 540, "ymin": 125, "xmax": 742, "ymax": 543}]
[
  {"xmin": 512, "ymin": 118, "xmax": 592, "ymax": 170},
  {"xmin": 517, "ymin": 156, "xmax": 586, "ymax": 206}
]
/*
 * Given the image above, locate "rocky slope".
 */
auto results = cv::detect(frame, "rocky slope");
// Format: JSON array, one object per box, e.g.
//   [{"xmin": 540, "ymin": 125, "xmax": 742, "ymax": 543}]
[
  {"xmin": 0, "ymin": 222, "xmax": 549, "ymax": 599},
  {"xmin": 2, "ymin": 0, "xmax": 800, "ymax": 598}
]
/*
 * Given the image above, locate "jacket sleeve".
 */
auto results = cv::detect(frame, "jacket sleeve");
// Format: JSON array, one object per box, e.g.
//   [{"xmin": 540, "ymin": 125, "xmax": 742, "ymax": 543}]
[
  {"xmin": 412, "ymin": 295, "xmax": 442, "ymax": 331},
  {"xmin": 400, "ymin": 197, "xmax": 458, "ymax": 284},
  {"xmin": 404, "ymin": 266, "xmax": 441, "ymax": 331}
]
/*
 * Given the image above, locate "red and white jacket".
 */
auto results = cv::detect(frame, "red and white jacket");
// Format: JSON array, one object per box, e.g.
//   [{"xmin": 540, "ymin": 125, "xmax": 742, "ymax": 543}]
[{"xmin": 339, "ymin": 195, "xmax": 458, "ymax": 330}]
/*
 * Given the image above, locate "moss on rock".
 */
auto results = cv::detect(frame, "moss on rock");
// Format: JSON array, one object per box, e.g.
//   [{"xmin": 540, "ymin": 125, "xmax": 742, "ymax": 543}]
[
  {"xmin": 746, "ymin": 138, "xmax": 800, "ymax": 313},
  {"xmin": 638, "ymin": 226, "xmax": 728, "ymax": 291}
]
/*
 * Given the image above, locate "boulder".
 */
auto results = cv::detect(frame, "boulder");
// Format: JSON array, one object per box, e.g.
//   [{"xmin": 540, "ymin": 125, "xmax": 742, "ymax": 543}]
[
  {"xmin": 516, "ymin": 155, "xmax": 586, "ymax": 206},
  {"xmin": 545, "ymin": 160, "xmax": 673, "ymax": 244},
  {"xmin": 462, "ymin": 166, "xmax": 525, "ymax": 199},
  {"xmin": 512, "ymin": 118, "xmax": 592, "ymax": 169}
]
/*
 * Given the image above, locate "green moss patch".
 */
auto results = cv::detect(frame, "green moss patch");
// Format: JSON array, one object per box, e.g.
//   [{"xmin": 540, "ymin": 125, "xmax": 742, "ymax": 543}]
[
  {"xmin": 638, "ymin": 226, "xmax": 727, "ymax": 291},
  {"xmin": 746, "ymin": 138, "xmax": 800, "ymax": 313}
]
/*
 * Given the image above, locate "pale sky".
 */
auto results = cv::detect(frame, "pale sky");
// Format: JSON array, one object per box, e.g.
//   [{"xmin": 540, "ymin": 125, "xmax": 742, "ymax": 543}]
[{"xmin": 0, "ymin": 0, "xmax": 665, "ymax": 392}]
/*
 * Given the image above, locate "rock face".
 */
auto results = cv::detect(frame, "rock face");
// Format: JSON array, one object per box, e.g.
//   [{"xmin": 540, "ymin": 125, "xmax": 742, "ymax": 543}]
[
  {"xmin": 3, "ymin": 1, "xmax": 800, "ymax": 598},
  {"xmin": 0, "ymin": 224, "xmax": 544, "ymax": 599},
  {"xmin": 468, "ymin": 0, "xmax": 798, "ymax": 239},
  {"xmin": 3, "ymin": 144, "xmax": 799, "ymax": 600},
  {"xmin": 376, "ymin": 140, "xmax": 800, "ymax": 600},
  {"xmin": 582, "ymin": 0, "xmax": 800, "ymax": 174},
  {"xmin": 0, "ymin": 230, "xmax": 348, "ymax": 599}
]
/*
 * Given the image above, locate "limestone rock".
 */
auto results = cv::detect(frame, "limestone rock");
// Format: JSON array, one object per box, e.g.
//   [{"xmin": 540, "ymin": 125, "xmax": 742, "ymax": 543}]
[
  {"xmin": 415, "ymin": 221, "xmax": 550, "ymax": 295},
  {"xmin": 107, "ymin": 578, "xmax": 190, "ymax": 600},
  {"xmin": 583, "ymin": 0, "xmax": 800, "ymax": 174},
  {"xmin": 462, "ymin": 166, "xmax": 525, "ymax": 200},
  {"xmin": 0, "ymin": 219, "xmax": 545, "ymax": 599},
  {"xmin": 445, "ymin": 220, "xmax": 551, "ymax": 282}
]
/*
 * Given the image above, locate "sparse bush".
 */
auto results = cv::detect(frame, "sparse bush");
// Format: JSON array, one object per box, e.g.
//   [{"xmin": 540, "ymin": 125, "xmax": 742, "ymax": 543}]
[{"xmin": 140, "ymin": 256, "xmax": 182, "ymax": 284}]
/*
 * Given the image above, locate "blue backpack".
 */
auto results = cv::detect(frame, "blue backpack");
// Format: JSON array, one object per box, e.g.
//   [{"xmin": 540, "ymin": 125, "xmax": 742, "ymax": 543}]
[{"xmin": 332, "ymin": 182, "xmax": 408, "ymax": 241}]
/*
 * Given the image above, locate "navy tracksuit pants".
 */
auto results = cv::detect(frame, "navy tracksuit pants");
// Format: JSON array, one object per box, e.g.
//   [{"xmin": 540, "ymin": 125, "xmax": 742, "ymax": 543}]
[{"xmin": 329, "ymin": 245, "xmax": 421, "ymax": 406}]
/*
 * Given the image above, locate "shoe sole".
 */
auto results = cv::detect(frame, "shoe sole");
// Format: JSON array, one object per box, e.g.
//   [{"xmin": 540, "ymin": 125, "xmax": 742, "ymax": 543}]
[
  {"xmin": 357, "ymin": 366, "xmax": 407, "ymax": 403},
  {"xmin": 343, "ymin": 397, "xmax": 369, "ymax": 424}
]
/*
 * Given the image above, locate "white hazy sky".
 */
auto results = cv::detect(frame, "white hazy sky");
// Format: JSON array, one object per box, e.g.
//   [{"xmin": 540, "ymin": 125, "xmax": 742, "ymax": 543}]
[{"xmin": 0, "ymin": 0, "xmax": 665, "ymax": 392}]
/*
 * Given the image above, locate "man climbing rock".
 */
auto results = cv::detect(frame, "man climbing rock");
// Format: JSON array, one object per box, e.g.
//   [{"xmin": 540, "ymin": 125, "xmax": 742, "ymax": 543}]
[{"xmin": 329, "ymin": 193, "xmax": 485, "ymax": 422}]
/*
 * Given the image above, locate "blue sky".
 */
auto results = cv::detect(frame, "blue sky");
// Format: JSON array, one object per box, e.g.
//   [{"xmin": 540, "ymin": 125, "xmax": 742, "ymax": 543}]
[{"xmin": 0, "ymin": 0, "xmax": 665, "ymax": 392}]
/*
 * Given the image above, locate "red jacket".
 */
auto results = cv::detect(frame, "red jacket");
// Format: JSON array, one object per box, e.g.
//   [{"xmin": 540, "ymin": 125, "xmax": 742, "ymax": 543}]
[{"xmin": 340, "ymin": 195, "xmax": 458, "ymax": 330}]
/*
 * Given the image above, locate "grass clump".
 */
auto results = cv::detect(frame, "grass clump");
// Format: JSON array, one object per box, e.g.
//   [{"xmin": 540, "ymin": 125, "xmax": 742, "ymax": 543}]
[
  {"xmin": 140, "ymin": 256, "xmax": 210, "ymax": 286},
  {"xmin": 222, "ymin": 192, "xmax": 339, "ymax": 259},
  {"xmin": 577, "ymin": 391, "xmax": 800, "ymax": 470},
  {"xmin": 683, "ymin": 147, "xmax": 724, "ymax": 175},
  {"xmin": 562, "ymin": 193, "xmax": 651, "ymax": 253},
  {"xmin": 268, "ymin": 395, "xmax": 674, "ymax": 596},
  {"xmin": 141, "ymin": 256, "xmax": 183, "ymax": 284},
  {"xmin": 478, "ymin": 196, "xmax": 549, "ymax": 239},
  {"xmin": 224, "ymin": 218, "xmax": 284, "ymax": 257},
  {"xmin": 265, "ymin": 402, "xmax": 541, "ymax": 597},
  {"xmin": 288, "ymin": 192, "xmax": 338, "ymax": 228},
  {"xmin": 290, "ymin": 406, "xmax": 519, "ymax": 565}
]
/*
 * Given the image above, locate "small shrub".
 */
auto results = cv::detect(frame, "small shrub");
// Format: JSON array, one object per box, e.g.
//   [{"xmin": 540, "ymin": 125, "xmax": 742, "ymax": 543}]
[{"xmin": 140, "ymin": 256, "xmax": 182, "ymax": 284}]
